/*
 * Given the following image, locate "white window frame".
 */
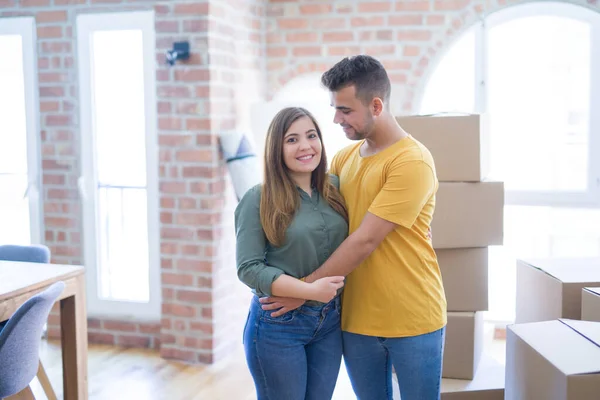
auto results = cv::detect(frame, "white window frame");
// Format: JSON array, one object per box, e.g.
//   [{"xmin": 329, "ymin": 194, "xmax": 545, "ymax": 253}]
[
  {"xmin": 0, "ymin": 17, "xmax": 43, "ymax": 245},
  {"xmin": 77, "ymin": 11, "xmax": 159, "ymax": 321},
  {"xmin": 416, "ymin": 2, "xmax": 600, "ymax": 208}
]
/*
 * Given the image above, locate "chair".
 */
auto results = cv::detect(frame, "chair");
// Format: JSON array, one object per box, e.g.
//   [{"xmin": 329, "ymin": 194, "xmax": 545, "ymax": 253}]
[
  {"xmin": 0, "ymin": 245, "xmax": 58, "ymax": 400},
  {"xmin": 0, "ymin": 281, "xmax": 65, "ymax": 399}
]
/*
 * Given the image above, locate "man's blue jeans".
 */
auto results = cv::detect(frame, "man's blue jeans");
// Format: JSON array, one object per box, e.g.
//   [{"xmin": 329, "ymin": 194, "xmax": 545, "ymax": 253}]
[
  {"xmin": 342, "ymin": 326, "xmax": 446, "ymax": 400},
  {"xmin": 243, "ymin": 295, "xmax": 342, "ymax": 400}
]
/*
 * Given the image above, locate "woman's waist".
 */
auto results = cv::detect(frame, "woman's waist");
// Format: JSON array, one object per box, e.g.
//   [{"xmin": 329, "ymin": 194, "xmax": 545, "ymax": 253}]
[{"xmin": 253, "ymin": 294, "xmax": 341, "ymax": 316}]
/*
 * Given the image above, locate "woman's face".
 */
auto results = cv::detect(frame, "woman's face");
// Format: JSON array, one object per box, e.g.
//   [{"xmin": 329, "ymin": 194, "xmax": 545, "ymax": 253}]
[{"xmin": 282, "ymin": 116, "xmax": 322, "ymax": 176}]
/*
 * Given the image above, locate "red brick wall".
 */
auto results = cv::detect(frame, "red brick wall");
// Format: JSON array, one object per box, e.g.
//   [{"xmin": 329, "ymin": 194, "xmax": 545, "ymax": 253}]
[
  {"xmin": 0, "ymin": 0, "xmax": 265, "ymax": 364},
  {"xmin": 265, "ymin": 0, "xmax": 600, "ymax": 114},
  {"xmin": 157, "ymin": 0, "xmax": 265, "ymax": 364}
]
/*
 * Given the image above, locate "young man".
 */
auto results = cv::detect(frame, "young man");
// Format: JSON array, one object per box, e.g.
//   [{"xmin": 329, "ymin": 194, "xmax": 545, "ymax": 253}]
[{"xmin": 260, "ymin": 55, "xmax": 447, "ymax": 399}]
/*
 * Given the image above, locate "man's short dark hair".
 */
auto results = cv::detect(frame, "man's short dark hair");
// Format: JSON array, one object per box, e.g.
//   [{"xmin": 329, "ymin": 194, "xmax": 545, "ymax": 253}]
[{"xmin": 321, "ymin": 55, "xmax": 391, "ymax": 106}]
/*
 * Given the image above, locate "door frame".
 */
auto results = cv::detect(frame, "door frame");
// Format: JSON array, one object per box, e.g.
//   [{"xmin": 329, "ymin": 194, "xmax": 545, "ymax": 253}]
[{"xmin": 76, "ymin": 10, "xmax": 160, "ymax": 321}]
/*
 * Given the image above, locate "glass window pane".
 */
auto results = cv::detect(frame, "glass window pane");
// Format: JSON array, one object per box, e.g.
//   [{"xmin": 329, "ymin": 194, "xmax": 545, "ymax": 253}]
[
  {"xmin": 419, "ymin": 27, "xmax": 476, "ymax": 114},
  {"xmin": 92, "ymin": 30, "xmax": 147, "ymax": 187},
  {"xmin": 0, "ymin": 35, "xmax": 28, "ymax": 174},
  {"xmin": 487, "ymin": 16, "xmax": 590, "ymax": 191},
  {"xmin": 98, "ymin": 187, "xmax": 149, "ymax": 302}
]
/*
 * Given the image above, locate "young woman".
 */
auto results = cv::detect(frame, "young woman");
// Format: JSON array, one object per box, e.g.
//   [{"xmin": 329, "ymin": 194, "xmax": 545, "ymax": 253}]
[{"xmin": 234, "ymin": 107, "xmax": 349, "ymax": 400}]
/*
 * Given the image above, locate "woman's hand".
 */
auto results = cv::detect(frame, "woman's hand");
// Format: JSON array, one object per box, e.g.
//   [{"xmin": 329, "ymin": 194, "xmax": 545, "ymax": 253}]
[{"xmin": 308, "ymin": 276, "xmax": 345, "ymax": 303}]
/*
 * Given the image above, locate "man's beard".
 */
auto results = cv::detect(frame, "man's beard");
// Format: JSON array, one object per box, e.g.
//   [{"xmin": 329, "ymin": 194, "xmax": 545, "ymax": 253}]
[{"xmin": 353, "ymin": 118, "xmax": 375, "ymax": 140}]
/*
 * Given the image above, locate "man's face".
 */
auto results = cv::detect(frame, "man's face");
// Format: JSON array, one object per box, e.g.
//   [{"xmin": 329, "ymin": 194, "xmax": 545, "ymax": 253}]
[{"xmin": 329, "ymin": 85, "xmax": 375, "ymax": 141}]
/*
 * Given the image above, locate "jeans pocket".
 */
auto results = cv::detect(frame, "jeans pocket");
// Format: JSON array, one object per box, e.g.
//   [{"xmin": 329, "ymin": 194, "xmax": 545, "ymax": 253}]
[{"xmin": 259, "ymin": 309, "xmax": 297, "ymax": 324}]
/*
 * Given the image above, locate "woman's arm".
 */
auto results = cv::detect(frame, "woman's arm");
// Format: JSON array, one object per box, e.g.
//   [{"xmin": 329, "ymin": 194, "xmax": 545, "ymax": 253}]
[{"xmin": 235, "ymin": 187, "xmax": 285, "ymax": 295}]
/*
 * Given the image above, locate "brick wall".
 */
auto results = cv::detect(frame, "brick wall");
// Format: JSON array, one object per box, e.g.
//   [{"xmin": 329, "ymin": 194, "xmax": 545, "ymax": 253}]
[
  {"xmin": 265, "ymin": 0, "xmax": 600, "ymax": 114},
  {"xmin": 0, "ymin": 0, "xmax": 265, "ymax": 364},
  {"xmin": 157, "ymin": 0, "xmax": 265, "ymax": 364}
]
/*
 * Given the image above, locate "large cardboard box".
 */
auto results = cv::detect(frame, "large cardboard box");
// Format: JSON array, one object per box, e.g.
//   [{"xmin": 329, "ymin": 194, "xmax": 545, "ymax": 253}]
[
  {"xmin": 582, "ymin": 287, "xmax": 600, "ymax": 322},
  {"xmin": 506, "ymin": 319, "xmax": 600, "ymax": 399},
  {"xmin": 443, "ymin": 312, "xmax": 484, "ymax": 379},
  {"xmin": 396, "ymin": 114, "xmax": 490, "ymax": 182},
  {"xmin": 432, "ymin": 182, "xmax": 504, "ymax": 249},
  {"xmin": 437, "ymin": 248, "xmax": 488, "ymax": 311},
  {"xmin": 516, "ymin": 258, "xmax": 600, "ymax": 323}
]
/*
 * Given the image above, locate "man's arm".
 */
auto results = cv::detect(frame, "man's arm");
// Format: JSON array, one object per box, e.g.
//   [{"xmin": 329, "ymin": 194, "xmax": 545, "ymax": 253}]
[
  {"xmin": 305, "ymin": 160, "xmax": 436, "ymax": 283},
  {"xmin": 305, "ymin": 212, "xmax": 396, "ymax": 282}
]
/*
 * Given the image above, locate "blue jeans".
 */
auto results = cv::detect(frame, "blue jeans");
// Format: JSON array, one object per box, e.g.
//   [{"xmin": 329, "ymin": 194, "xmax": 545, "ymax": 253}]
[
  {"xmin": 243, "ymin": 295, "xmax": 343, "ymax": 400},
  {"xmin": 343, "ymin": 327, "xmax": 446, "ymax": 400}
]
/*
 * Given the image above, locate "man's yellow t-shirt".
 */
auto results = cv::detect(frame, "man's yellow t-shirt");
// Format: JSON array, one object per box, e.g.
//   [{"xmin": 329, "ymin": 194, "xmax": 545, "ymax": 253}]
[{"xmin": 330, "ymin": 135, "xmax": 447, "ymax": 337}]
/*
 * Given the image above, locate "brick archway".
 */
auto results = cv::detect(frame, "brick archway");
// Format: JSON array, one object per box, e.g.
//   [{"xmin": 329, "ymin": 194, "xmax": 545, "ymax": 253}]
[{"xmin": 267, "ymin": 0, "xmax": 600, "ymax": 114}]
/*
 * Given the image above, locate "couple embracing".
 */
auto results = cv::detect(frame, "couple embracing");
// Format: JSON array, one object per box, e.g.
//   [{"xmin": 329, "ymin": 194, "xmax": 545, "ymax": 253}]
[{"xmin": 235, "ymin": 55, "xmax": 447, "ymax": 400}]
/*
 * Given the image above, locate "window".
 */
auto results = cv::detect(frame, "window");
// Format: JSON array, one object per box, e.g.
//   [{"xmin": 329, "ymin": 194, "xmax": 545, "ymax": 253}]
[
  {"xmin": 418, "ymin": 2, "xmax": 600, "ymax": 323},
  {"xmin": 487, "ymin": 12, "xmax": 595, "ymax": 197},
  {"xmin": 0, "ymin": 17, "xmax": 42, "ymax": 245},
  {"xmin": 77, "ymin": 11, "xmax": 159, "ymax": 320}
]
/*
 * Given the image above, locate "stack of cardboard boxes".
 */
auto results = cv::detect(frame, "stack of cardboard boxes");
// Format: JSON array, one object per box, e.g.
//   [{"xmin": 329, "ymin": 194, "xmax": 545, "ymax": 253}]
[
  {"xmin": 393, "ymin": 114, "xmax": 600, "ymax": 398},
  {"xmin": 505, "ymin": 258, "xmax": 600, "ymax": 398},
  {"xmin": 396, "ymin": 114, "xmax": 505, "ymax": 399}
]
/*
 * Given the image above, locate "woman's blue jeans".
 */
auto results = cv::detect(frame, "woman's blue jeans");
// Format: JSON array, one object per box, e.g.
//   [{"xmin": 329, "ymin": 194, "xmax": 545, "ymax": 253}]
[{"xmin": 243, "ymin": 295, "xmax": 342, "ymax": 400}]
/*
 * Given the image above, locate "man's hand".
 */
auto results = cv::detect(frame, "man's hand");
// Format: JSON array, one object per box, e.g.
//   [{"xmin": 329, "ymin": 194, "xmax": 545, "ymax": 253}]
[{"xmin": 259, "ymin": 296, "xmax": 305, "ymax": 317}]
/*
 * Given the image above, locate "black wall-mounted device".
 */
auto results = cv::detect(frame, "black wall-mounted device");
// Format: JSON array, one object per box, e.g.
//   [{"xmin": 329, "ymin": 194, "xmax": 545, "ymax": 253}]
[{"xmin": 166, "ymin": 41, "xmax": 190, "ymax": 66}]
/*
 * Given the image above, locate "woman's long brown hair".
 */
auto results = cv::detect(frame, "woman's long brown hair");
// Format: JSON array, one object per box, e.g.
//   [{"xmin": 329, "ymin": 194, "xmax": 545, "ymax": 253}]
[{"xmin": 260, "ymin": 107, "xmax": 348, "ymax": 247}]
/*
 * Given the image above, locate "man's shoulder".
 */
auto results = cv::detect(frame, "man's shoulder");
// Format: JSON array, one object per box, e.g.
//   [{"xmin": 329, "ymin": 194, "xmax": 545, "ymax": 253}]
[{"xmin": 391, "ymin": 136, "xmax": 435, "ymax": 169}]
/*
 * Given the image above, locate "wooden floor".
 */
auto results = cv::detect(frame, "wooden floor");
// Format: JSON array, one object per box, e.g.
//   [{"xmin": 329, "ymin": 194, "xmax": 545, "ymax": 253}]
[
  {"xmin": 36, "ymin": 326, "xmax": 506, "ymax": 400},
  {"xmin": 36, "ymin": 339, "xmax": 360, "ymax": 400}
]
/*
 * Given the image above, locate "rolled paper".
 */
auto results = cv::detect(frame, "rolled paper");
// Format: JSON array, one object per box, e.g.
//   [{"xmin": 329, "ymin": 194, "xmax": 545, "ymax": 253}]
[{"xmin": 219, "ymin": 130, "xmax": 262, "ymax": 200}]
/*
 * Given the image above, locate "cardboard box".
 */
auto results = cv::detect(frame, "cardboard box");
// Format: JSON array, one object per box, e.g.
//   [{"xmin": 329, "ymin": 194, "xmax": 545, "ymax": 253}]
[
  {"xmin": 396, "ymin": 114, "xmax": 490, "ymax": 182},
  {"xmin": 506, "ymin": 319, "xmax": 600, "ymax": 399},
  {"xmin": 443, "ymin": 312, "xmax": 484, "ymax": 379},
  {"xmin": 582, "ymin": 287, "xmax": 600, "ymax": 322},
  {"xmin": 516, "ymin": 258, "xmax": 600, "ymax": 323},
  {"xmin": 441, "ymin": 355, "xmax": 505, "ymax": 400},
  {"xmin": 437, "ymin": 248, "xmax": 488, "ymax": 311},
  {"xmin": 432, "ymin": 182, "xmax": 504, "ymax": 249}
]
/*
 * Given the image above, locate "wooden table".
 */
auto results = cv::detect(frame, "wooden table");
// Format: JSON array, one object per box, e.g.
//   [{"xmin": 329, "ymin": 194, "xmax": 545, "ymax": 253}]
[{"xmin": 0, "ymin": 261, "xmax": 88, "ymax": 399}]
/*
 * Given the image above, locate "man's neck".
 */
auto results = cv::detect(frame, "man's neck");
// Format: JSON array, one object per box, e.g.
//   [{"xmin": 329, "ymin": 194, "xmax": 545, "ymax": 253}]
[{"xmin": 362, "ymin": 114, "xmax": 408, "ymax": 156}]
